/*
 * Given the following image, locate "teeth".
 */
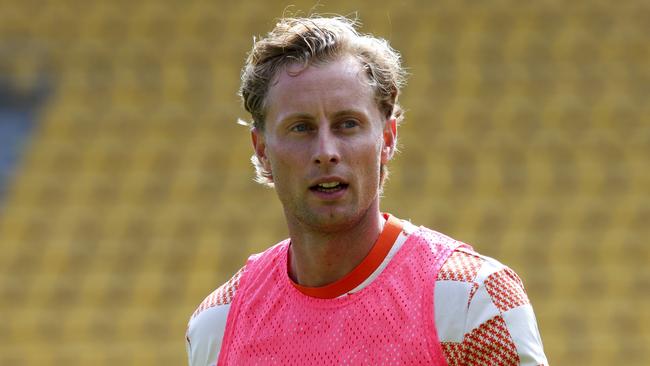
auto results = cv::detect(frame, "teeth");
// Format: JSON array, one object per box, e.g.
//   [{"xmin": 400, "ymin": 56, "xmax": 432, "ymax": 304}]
[{"xmin": 318, "ymin": 182, "xmax": 340, "ymax": 188}]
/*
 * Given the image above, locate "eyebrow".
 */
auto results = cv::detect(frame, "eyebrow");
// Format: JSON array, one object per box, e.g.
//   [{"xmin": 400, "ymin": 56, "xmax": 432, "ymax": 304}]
[
  {"xmin": 281, "ymin": 113, "xmax": 313, "ymax": 122},
  {"xmin": 332, "ymin": 109, "xmax": 365, "ymax": 119},
  {"xmin": 281, "ymin": 109, "xmax": 365, "ymax": 123}
]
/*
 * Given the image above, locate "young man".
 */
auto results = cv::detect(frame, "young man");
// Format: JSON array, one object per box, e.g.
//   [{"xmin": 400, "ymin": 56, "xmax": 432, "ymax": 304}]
[{"xmin": 187, "ymin": 16, "xmax": 547, "ymax": 365}]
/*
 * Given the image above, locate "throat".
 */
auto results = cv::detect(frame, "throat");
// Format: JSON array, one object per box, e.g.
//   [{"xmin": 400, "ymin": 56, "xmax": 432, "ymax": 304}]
[{"xmin": 286, "ymin": 212, "xmax": 388, "ymax": 292}]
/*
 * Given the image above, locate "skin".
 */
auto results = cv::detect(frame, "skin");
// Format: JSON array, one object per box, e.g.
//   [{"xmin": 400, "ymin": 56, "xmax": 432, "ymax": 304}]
[{"xmin": 252, "ymin": 55, "xmax": 397, "ymax": 288}]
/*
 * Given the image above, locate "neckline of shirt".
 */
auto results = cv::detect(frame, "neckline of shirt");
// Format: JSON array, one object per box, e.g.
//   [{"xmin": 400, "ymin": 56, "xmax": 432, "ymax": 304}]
[{"xmin": 289, "ymin": 213, "xmax": 404, "ymax": 299}]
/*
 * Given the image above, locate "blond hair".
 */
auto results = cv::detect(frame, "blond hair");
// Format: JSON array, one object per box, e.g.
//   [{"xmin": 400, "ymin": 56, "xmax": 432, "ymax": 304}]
[{"xmin": 239, "ymin": 15, "xmax": 407, "ymax": 186}]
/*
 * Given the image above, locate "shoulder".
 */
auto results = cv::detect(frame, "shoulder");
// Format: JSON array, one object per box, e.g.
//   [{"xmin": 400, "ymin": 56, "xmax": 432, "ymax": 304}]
[
  {"xmin": 436, "ymin": 246, "xmax": 533, "ymax": 323},
  {"xmin": 437, "ymin": 246, "xmax": 530, "ymax": 312},
  {"xmin": 186, "ymin": 266, "xmax": 246, "ymax": 366},
  {"xmin": 435, "ymin": 246, "xmax": 547, "ymax": 365},
  {"xmin": 191, "ymin": 265, "xmax": 246, "ymax": 320},
  {"xmin": 434, "ymin": 247, "xmax": 488, "ymax": 343}
]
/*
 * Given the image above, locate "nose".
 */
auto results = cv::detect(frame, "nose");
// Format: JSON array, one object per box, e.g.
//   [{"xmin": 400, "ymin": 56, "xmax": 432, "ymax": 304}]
[{"xmin": 313, "ymin": 128, "xmax": 340, "ymax": 166}]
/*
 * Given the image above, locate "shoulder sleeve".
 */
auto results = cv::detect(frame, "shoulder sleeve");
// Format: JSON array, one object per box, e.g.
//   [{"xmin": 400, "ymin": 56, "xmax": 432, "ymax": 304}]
[
  {"xmin": 435, "ymin": 247, "xmax": 548, "ymax": 366},
  {"xmin": 186, "ymin": 266, "xmax": 246, "ymax": 366}
]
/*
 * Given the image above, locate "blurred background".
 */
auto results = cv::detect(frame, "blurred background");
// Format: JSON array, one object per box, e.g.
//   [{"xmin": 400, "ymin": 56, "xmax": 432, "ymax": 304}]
[{"xmin": 0, "ymin": 0, "xmax": 648, "ymax": 364}]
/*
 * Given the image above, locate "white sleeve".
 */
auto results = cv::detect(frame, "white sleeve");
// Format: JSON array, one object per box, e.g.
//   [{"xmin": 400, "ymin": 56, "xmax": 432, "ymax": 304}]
[
  {"xmin": 435, "ymin": 248, "xmax": 548, "ymax": 365},
  {"xmin": 186, "ymin": 266, "xmax": 245, "ymax": 366},
  {"xmin": 186, "ymin": 304, "xmax": 231, "ymax": 366}
]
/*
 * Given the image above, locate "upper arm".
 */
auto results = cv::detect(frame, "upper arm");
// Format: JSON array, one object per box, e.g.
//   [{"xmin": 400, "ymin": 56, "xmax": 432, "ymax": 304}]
[
  {"xmin": 436, "ymin": 248, "xmax": 548, "ymax": 365},
  {"xmin": 186, "ymin": 304, "xmax": 231, "ymax": 366}
]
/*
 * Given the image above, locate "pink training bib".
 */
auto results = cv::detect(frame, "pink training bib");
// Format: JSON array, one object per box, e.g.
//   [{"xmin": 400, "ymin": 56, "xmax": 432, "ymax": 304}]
[{"xmin": 218, "ymin": 221, "xmax": 463, "ymax": 365}]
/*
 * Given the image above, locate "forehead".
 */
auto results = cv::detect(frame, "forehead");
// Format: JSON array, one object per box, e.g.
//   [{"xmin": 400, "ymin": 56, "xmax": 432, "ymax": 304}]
[{"xmin": 265, "ymin": 56, "xmax": 379, "ymax": 122}]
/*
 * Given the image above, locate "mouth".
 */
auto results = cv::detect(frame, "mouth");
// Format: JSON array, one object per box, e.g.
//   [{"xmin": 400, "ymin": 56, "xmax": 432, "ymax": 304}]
[{"xmin": 309, "ymin": 181, "xmax": 349, "ymax": 194}]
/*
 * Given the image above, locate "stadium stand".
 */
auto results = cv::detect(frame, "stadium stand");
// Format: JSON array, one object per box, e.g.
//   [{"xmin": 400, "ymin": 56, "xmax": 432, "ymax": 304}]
[{"xmin": 0, "ymin": 0, "xmax": 648, "ymax": 365}]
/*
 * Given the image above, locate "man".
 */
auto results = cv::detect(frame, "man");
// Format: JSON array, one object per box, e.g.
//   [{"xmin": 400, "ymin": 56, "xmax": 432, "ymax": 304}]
[{"xmin": 187, "ymin": 16, "xmax": 547, "ymax": 365}]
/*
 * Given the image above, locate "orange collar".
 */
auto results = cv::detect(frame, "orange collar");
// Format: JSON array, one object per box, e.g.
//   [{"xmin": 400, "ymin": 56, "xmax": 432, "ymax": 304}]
[{"xmin": 291, "ymin": 213, "xmax": 403, "ymax": 299}]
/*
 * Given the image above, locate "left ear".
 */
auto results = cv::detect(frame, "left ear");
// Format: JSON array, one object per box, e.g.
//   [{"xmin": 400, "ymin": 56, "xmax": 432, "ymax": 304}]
[{"xmin": 381, "ymin": 118, "xmax": 397, "ymax": 164}]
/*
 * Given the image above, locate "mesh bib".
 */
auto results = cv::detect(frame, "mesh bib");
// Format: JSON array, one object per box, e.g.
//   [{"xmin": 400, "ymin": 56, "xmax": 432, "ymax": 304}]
[{"xmin": 218, "ymin": 227, "xmax": 463, "ymax": 365}]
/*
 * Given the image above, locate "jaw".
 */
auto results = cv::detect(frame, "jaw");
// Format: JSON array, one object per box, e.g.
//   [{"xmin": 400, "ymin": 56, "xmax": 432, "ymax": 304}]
[{"xmin": 283, "ymin": 186, "xmax": 383, "ymax": 236}]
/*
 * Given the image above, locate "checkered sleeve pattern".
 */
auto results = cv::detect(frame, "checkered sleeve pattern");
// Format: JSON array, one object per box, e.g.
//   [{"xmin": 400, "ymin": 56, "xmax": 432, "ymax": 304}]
[
  {"xmin": 436, "ymin": 248, "xmax": 548, "ymax": 365},
  {"xmin": 191, "ymin": 266, "xmax": 246, "ymax": 320}
]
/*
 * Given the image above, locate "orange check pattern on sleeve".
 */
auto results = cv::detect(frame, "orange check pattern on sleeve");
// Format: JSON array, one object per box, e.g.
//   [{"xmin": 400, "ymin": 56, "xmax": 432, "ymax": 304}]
[{"xmin": 436, "ymin": 248, "xmax": 545, "ymax": 366}]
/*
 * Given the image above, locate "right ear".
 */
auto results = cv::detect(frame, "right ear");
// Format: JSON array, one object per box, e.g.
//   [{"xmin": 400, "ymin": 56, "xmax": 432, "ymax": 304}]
[{"xmin": 251, "ymin": 128, "xmax": 271, "ymax": 172}]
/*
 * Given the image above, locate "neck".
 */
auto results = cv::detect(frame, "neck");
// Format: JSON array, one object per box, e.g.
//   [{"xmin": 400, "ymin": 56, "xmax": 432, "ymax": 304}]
[{"xmin": 286, "ymin": 207, "xmax": 384, "ymax": 288}]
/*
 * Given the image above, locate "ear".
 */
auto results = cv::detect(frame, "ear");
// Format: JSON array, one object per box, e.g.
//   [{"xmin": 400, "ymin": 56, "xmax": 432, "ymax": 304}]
[
  {"xmin": 252, "ymin": 128, "xmax": 272, "ymax": 173},
  {"xmin": 381, "ymin": 118, "xmax": 397, "ymax": 164}
]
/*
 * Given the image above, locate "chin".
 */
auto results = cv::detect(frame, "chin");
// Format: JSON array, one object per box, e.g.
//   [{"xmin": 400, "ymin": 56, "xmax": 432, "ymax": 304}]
[{"xmin": 305, "ymin": 204, "xmax": 373, "ymax": 232}]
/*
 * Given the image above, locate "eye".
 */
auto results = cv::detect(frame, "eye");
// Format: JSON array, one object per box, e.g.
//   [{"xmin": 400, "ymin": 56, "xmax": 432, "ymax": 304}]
[
  {"xmin": 340, "ymin": 119, "xmax": 360, "ymax": 129},
  {"xmin": 290, "ymin": 122, "xmax": 312, "ymax": 133}
]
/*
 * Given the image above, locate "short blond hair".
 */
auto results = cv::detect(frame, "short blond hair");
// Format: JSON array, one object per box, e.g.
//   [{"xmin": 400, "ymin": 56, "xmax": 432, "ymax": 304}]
[{"xmin": 239, "ymin": 15, "xmax": 407, "ymax": 186}]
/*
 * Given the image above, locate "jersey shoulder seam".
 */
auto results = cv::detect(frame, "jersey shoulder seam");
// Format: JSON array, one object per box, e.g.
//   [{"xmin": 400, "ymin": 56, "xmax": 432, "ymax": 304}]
[{"xmin": 191, "ymin": 265, "xmax": 246, "ymax": 320}]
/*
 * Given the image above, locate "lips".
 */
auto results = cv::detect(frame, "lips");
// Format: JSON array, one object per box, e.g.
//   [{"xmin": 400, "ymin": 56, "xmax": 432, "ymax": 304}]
[
  {"xmin": 309, "ymin": 177, "xmax": 349, "ymax": 194},
  {"xmin": 310, "ymin": 181, "xmax": 349, "ymax": 193}
]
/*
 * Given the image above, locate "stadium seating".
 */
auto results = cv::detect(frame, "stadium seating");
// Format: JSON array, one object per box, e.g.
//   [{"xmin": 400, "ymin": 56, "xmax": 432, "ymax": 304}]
[{"xmin": 0, "ymin": 0, "xmax": 648, "ymax": 364}]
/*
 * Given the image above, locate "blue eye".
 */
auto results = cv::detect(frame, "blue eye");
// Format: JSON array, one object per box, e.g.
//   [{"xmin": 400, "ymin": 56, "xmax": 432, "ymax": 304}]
[
  {"xmin": 341, "ymin": 119, "xmax": 359, "ymax": 129},
  {"xmin": 290, "ymin": 123, "xmax": 311, "ymax": 132}
]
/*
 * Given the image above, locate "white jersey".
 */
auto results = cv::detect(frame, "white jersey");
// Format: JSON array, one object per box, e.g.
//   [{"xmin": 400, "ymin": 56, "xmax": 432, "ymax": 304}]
[{"xmin": 186, "ymin": 220, "xmax": 548, "ymax": 366}]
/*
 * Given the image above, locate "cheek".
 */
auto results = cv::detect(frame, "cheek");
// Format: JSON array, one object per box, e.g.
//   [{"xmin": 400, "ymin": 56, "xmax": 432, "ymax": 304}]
[
  {"xmin": 267, "ymin": 142, "xmax": 304, "ymax": 179},
  {"xmin": 350, "ymin": 140, "xmax": 383, "ymax": 176}
]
